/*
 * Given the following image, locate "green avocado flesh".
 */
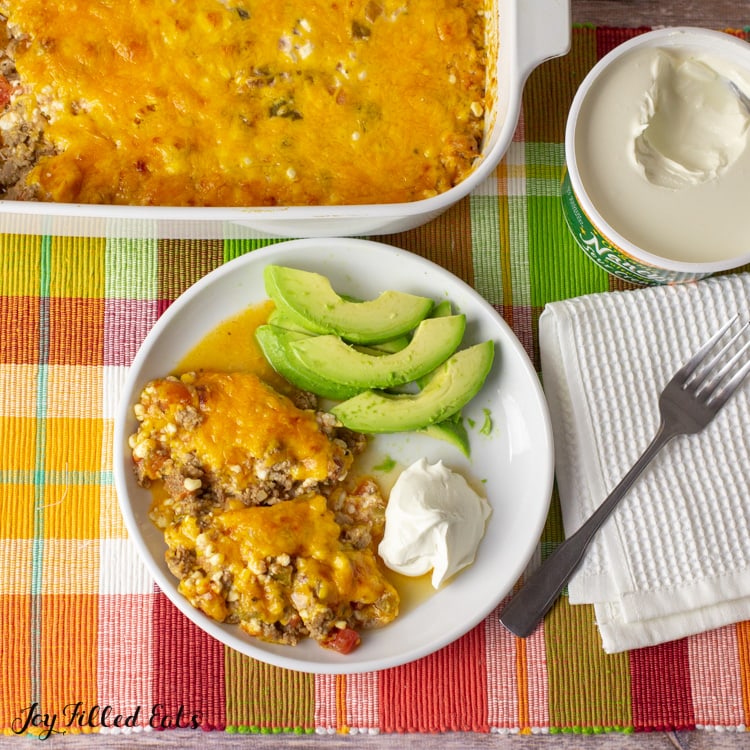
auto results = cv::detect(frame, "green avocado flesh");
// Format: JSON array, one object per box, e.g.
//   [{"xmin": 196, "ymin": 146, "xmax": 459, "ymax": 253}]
[
  {"xmin": 263, "ymin": 264, "xmax": 434, "ymax": 344},
  {"xmin": 289, "ymin": 314, "xmax": 466, "ymax": 390},
  {"xmin": 254, "ymin": 325, "xmax": 361, "ymax": 401},
  {"xmin": 419, "ymin": 416, "xmax": 471, "ymax": 456},
  {"xmin": 330, "ymin": 340, "xmax": 495, "ymax": 433},
  {"xmin": 269, "ymin": 309, "xmax": 410, "ymax": 355}
]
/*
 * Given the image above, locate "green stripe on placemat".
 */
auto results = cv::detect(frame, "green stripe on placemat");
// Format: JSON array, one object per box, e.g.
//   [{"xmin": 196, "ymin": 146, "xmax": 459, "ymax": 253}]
[
  {"xmin": 547, "ymin": 598, "xmax": 634, "ymax": 733},
  {"xmin": 224, "ymin": 650, "xmax": 316, "ymax": 733},
  {"xmin": 224, "ymin": 237, "xmax": 287, "ymax": 263},
  {"xmin": 104, "ymin": 238, "xmax": 159, "ymax": 298}
]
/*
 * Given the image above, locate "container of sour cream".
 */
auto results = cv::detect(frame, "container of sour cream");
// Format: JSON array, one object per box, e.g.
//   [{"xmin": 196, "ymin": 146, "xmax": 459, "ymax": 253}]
[{"xmin": 562, "ymin": 27, "xmax": 750, "ymax": 285}]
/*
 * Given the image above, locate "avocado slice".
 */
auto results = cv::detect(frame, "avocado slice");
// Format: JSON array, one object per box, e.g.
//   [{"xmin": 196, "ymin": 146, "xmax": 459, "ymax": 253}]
[
  {"xmin": 431, "ymin": 299, "xmax": 453, "ymax": 318},
  {"xmin": 288, "ymin": 314, "xmax": 466, "ymax": 390},
  {"xmin": 270, "ymin": 308, "xmax": 411, "ymax": 355},
  {"xmin": 254, "ymin": 325, "xmax": 362, "ymax": 400},
  {"xmin": 331, "ymin": 340, "xmax": 495, "ymax": 433},
  {"xmin": 419, "ymin": 415, "xmax": 471, "ymax": 457},
  {"xmin": 267, "ymin": 309, "xmax": 314, "ymax": 334},
  {"xmin": 269, "ymin": 307, "xmax": 413, "ymax": 363},
  {"xmin": 264, "ymin": 265, "xmax": 434, "ymax": 344}
]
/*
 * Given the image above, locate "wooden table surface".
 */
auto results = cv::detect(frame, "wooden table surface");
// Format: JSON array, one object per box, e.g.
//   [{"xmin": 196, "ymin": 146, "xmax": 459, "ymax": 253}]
[{"xmin": 3, "ymin": 2, "xmax": 746, "ymax": 749}]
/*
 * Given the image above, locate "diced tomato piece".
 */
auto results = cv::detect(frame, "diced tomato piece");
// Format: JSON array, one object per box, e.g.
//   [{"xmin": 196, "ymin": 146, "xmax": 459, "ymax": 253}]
[
  {"xmin": 0, "ymin": 76, "xmax": 12, "ymax": 108},
  {"xmin": 323, "ymin": 627, "xmax": 361, "ymax": 654}
]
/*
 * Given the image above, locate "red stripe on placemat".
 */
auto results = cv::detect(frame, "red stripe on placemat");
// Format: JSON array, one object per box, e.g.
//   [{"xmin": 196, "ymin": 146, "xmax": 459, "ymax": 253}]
[
  {"xmin": 151, "ymin": 591, "xmax": 226, "ymax": 731},
  {"xmin": 629, "ymin": 640, "xmax": 696, "ymax": 731},
  {"xmin": 594, "ymin": 26, "xmax": 652, "ymax": 57},
  {"xmin": 156, "ymin": 298, "xmax": 174, "ymax": 318},
  {"xmin": 378, "ymin": 625, "xmax": 488, "ymax": 733}
]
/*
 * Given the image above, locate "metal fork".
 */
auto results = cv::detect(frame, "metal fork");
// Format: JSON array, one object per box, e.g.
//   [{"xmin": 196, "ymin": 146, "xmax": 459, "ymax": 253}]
[{"xmin": 500, "ymin": 315, "xmax": 750, "ymax": 638}]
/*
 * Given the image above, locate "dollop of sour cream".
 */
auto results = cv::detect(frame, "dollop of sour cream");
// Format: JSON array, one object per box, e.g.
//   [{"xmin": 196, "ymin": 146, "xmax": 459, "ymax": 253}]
[
  {"xmin": 634, "ymin": 51, "xmax": 750, "ymax": 189},
  {"xmin": 378, "ymin": 458, "xmax": 491, "ymax": 589}
]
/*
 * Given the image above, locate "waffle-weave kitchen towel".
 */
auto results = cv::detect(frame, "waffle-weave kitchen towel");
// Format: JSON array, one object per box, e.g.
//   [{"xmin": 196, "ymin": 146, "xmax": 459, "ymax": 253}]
[{"xmin": 539, "ymin": 273, "xmax": 750, "ymax": 653}]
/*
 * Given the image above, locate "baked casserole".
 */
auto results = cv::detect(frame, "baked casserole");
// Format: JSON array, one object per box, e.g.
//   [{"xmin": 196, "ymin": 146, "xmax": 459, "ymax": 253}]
[
  {"xmin": 129, "ymin": 370, "xmax": 399, "ymax": 653},
  {"xmin": 0, "ymin": 0, "xmax": 487, "ymax": 206}
]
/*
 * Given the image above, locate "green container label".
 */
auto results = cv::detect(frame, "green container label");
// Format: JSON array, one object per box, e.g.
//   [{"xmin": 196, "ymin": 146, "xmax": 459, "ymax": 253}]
[{"xmin": 560, "ymin": 171, "xmax": 709, "ymax": 286}]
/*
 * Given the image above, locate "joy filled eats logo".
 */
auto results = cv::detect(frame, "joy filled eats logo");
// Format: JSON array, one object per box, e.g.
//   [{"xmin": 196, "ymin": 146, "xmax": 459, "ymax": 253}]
[{"xmin": 12, "ymin": 701, "xmax": 202, "ymax": 739}]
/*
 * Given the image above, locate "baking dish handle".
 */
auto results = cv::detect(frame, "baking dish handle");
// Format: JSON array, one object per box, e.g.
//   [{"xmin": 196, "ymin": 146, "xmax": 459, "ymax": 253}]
[{"xmin": 516, "ymin": 0, "xmax": 571, "ymax": 81}]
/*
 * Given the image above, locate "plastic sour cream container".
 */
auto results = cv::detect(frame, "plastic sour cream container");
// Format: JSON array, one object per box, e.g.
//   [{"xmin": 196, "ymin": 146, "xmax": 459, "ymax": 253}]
[{"xmin": 562, "ymin": 27, "xmax": 750, "ymax": 286}]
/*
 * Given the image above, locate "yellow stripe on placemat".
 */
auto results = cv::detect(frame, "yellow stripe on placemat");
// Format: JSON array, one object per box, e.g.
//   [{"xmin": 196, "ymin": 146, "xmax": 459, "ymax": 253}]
[
  {"xmin": 48, "ymin": 237, "xmax": 106, "ymax": 298},
  {"xmin": 0, "ymin": 235, "xmax": 45, "ymax": 296}
]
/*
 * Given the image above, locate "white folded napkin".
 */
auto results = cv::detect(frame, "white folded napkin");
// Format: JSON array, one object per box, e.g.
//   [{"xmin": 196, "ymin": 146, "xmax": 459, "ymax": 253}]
[{"xmin": 538, "ymin": 272, "xmax": 750, "ymax": 653}]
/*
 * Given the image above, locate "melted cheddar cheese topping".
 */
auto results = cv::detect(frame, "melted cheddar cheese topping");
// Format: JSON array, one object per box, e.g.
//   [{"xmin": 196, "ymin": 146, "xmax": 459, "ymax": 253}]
[
  {"xmin": 165, "ymin": 493, "xmax": 398, "ymax": 639},
  {"xmin": 5, "ymin": 0, "xmax": 486, "ymax": 205},
  {"xmin": 132, "ymin": 371, "xmax": 346, "ymax": 492}
]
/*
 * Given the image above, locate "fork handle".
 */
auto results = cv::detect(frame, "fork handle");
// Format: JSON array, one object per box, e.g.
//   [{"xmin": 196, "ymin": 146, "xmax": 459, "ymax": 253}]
[{"xmin": 499, "ymin": 423, "xmax": 677, "ymax": 638}]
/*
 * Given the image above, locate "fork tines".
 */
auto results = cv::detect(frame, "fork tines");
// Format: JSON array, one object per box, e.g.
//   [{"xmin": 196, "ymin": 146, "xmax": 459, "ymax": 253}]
[{"xmin": 683, "ymin": 315, "xmax": 750, "ymax": 407}]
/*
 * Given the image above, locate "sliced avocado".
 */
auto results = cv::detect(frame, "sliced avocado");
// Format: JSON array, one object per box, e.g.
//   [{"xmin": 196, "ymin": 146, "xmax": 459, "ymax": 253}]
[
  {"xmin": 431, "ymin": 299, "xmax": 453, "ymax": 317},
  {"xmin": 354, "ymin": 335, "xmax": 410, "ymax": 355},
  {"xmin": 289, "ymin": 314, "xmax": 466, "ymax": 390},
  {"xmin": 270, "ymin": 307, "xmax": 410, "ymax": 355},
  {"xmin": 267, "ymin": 309, "xmax": 316, "ymax": 334},
  {"xmin": 419, "ymin": 415, "xmax": 471, "ymax": 457},
  {"xmin": 331, "ymin": 340, "xmax": 495, "ymax": 433},
  {"xmin": 254, "ymin": 325, "xmax": 362, "ymax": 401},
  {"xmin": 264, "ymin": 265, "xmax": 434, "ymax": 344}
]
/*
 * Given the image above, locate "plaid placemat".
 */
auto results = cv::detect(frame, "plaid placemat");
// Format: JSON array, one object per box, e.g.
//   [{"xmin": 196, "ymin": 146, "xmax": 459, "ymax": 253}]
[{"xmin": 3, "ymin": 26, "xmax": 750, "ymax": 739}]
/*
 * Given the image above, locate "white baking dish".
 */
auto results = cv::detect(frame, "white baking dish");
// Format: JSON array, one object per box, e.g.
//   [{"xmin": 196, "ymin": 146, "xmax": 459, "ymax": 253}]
[{"xmin": 0, "ymin": 0, "xmax": 570, "ymax": 239}]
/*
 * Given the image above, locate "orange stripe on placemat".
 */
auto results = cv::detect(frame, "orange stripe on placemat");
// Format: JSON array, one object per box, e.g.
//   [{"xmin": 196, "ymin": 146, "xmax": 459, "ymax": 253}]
[
  {"xmin": 735, "ymin": 621, "xmax": 750, "ymax": 726},
  {"xmin": 47, "ymin": 298, "xmax": 105, "ymax": 367},
  {"xmin": 0, "ymin": 595, "xmax": 31, "ymax": 733},
  {"xmin": 335, "ymin": 674, "xmax": 348, "ymax": 733},
  {"xmin": 379, "ymin": 624, "xmax": 488, "ymax": 733},
  {"xmin": 41, "ymin": 594, "xmax": 99, "ymax": 734},
  {"xmin": 515, "ymin": 635, "xmax": 530, "ymax": 732},
  {"xmin": 0, "ymin": 296, "xmax": 41, "ymax": 365}
]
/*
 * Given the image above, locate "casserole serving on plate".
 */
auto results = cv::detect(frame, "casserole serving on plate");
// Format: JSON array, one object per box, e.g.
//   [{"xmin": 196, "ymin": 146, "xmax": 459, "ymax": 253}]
[{"xmin": 0, "ymin": 0, "xmax": 569, "ymax": 238}]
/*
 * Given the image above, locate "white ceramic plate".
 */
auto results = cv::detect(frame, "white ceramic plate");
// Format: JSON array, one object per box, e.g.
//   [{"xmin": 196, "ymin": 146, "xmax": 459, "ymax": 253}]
[{"xmin": 113, "ymin": 238, "xmax": 554, "ymax": 674}]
